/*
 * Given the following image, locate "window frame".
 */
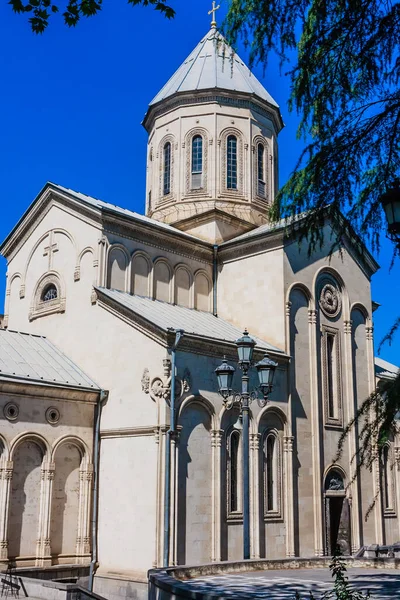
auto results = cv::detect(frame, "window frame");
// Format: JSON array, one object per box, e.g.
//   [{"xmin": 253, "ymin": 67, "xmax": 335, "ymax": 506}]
[
  {"xmin": 221, "ymin": 128, "xmax": 244, "ymax": 196},
  {"xmin": 381, "ymin": 443, "xmax": 396, "ymax": 516},
  {"xmin": 163, "ymin": 141, "xmax": 172, "ymax": 196},
  {"xmin": 263, "ymin": 429, "xmax": 283, "ymax": 520},
  {"xmin": 253, "ymin": 137, "xmax": 269, "ymax": 202},
  {"xmin": 29, "ymin": 272, "xmax": 65, "ymax": 322},
  {"xmin": 226, "ymin": 135, "xmax": 238, "ymax": 190},
  {"xmin": 321, "ymin": 324, "xmax": 343, "ymax": 427},
  {"xmin": 226, "ymin": 427, "xmax": 243, "ymax": 520}
]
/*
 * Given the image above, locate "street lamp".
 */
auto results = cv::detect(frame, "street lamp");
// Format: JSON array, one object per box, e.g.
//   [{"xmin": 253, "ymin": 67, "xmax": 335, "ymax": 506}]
[
  {"xmin": 214, "ymin": 329, "xmax": 278, "ymax": 560},
  {"xmin": 380, "ymin": 180, "xmax": 400, "ymax": 248}
]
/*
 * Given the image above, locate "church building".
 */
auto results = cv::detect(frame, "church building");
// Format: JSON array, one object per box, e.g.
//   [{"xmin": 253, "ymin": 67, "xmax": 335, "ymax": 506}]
[{"xmin": 0, "ymin": 18, "xmax": 398, "ymax": 600}]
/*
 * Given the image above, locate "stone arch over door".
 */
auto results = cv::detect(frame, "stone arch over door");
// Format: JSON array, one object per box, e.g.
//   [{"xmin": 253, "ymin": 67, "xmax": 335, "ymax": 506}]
[
  {"xmin": 324, "ymin": 467, "xmax": 351, "ymax": 555},
  {"xmin": 8, "ymin": 438, "xmax": 46, "ymax": 560},
  {"xmin": 50, "ymin": 441, "xmax": 84, "ymax": 560},
  {"xmin": 177, "ymin": 400, "xmax": 213, "ymax": 565}
]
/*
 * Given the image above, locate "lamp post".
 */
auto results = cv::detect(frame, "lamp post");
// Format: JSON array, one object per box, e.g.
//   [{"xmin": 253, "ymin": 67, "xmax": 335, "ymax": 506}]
[
  {"xmin": 215, "ymin": 329, "xmax": 278, "ymax": 560},
  {"xmin": 380, "ymin": 180, "xmax": 400, "ymax": 248}
]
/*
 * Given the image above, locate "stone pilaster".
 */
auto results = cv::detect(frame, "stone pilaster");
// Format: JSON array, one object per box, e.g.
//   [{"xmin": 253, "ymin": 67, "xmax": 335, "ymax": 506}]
[
  {"xmin": 211, "ymin": 429, "xmax": 223, "ymax": 562},
  {"xmin": 0, "ymin": 462, "xmax": 13, "ymax": 564},
  {"xmin": 36, "ymin": 463, "xmax": 55, "ymax": 567},
  {"xmin": 308, "ymin": 308, "xmax": 324, "ymax": 556},
  {"xmin": 342, "ymin": 319, "xmax": 361, "ymax": 552},
  {"xmin": 250, "ymin": 433, "xmax": 261, "ymax": 559},
  {"xmin": 170, "ymin": 428, "xmax": 180, "ymax": 566},
  {"xmin": 76, "ymin": 465, "xmax": 93, "ymax": 562},
  {"xmin": 283, "ymin": 436, "xmax": 295, "ymax": 557}
]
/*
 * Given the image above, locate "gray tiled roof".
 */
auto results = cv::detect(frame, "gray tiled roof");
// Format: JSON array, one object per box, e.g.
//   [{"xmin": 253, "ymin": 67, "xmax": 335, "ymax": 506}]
[
  {"xmin": 97, "ymin": 287, "xmax": 284, "ymax": 353},
  {"xmin": 149, "ymin": 28, "xmax": 279, "ymax": 108},
  {"xmin": 0, "ymin": 329, "xmax": 100, "ymax": 390},
  {"xmin": 50, "ymin": 183, "xmax": 204, "ymax": 242},
  {"xmin": 375, "ymin": 356, "xmax": 399, "ymax": 380}
]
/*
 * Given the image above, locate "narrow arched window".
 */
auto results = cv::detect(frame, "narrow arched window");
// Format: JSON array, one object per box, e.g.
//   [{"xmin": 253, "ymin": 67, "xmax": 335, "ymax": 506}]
[
  {"xmin": 257, "ymin": 143, "xmax": 266, "ymax": 198},
  {"xmin": 227, "ymin": 429, "xmax": 240, "ymax": 514},
  {"xmin": 227, "ymin": 135, "xmax": 237, "ymax": 189},
  {"xmin": 382, "ymin": 445, "xmax": 394, "ymax": 512},
  {"xmin": 163, "ymin": 142, "xmax": 171, "ymax": 195},
  {"xmin": 266, "ymin": 435, "xmax": 275, "ymax": 511},
  {"xmin": 191, "ymin": 135, "xmax": 203, "ymax": 189}
]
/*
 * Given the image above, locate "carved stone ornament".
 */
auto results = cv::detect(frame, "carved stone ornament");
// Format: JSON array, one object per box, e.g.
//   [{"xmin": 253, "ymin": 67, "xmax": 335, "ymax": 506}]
[
  {"xmin": 141, "ymin": 368, "xmax": 150, "ymax": 393},
  {"xmin": 325, "ymin": 470, "xmax": 345, "ymax": 491},
  {"xmin": 182, "ymin": 367, "xmax": 192, "ymax": 393},
  {"xmin": 150, "ymin": 377, "xmax": 164, "ymax": 401},
  {"xmin": 319, "ymin": 283, "xmax": 341, "ymax": 318}
]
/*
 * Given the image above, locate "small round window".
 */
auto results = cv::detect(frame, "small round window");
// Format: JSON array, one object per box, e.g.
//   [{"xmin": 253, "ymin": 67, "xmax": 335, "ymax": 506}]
[{"xmin": 42, "ymin": 284, "xmax": 58, "ymax": 302}]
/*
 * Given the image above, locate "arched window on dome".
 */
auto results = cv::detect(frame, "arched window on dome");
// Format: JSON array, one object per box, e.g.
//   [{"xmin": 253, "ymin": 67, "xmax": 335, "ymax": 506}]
[
  {"xmin": 163, "ymin": 142, "xmax": 171, "ymax": 196},
  {"xmin": 191, "ymin": 135, "xmax": 203, "ymax": 189},
  {"xmin": 227, "ymin": 135, "xmax": 237, "ymax": 190},
  {"xmin": 257, "ymin": 143, "xmax": 266, "ymax": 198}
]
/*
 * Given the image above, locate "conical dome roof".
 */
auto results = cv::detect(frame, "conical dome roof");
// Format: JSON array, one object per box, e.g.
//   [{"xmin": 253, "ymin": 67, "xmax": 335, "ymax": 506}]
[{"xmin": 149, "ymin": 28, "xmax": 279, "ymax": 108}]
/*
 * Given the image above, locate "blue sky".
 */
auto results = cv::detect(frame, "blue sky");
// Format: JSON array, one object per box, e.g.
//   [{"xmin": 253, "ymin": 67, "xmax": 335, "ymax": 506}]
[{"xmin": 0, "ymin": 0, "xmax": 398, "ymax": 364}]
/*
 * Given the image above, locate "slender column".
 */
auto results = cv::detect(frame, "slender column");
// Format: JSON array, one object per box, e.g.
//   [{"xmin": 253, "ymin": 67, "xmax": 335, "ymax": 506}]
[
  {"xmin": 395, "ymin": 447, "xmax": 400, "ymax": 542},
  {"xmin": 284, "ymin": 302, "xmax": 296, "ymax": 557},
  {"xmin": 0, "ymin": 462, "xmax": 13, "ymax": 564},
  {"xmin": 250, "ymin": 433, "xmax": 261, "ymax": 559},
  {"xmin": 342, "ymin": 319, "xmax": 361, "ymax": 552},
  {"xmin": 284, "ymin": 436, "xmax": 295, "ymax": 557},
  {"xmin": 211, "ymin": 429, "xmax": 223, "ymax": 562},
  {"xmin": 241, "ymin": 368, "xmax": 250, "ymax": 560},
  {"xmin": 170, "ymin": 428, "xmax": 180, "ymax": 566},
  {"xmin": 365, "ymin": 325, "xmax": 384, "ymax": 544},
  {"xmin": 154, "ymin": 426, "xmax": 162, "ymax": 567},
  {"xmin": 76, "ymin": 465, "xmax": 93, "ymax": 562},
  {"xmin": 36, "ymin": 462, "xmax": 55, "ymax": 567},
  {"xmin": 308, "ymin": 308, "xmax": 324, "ymax": 556}
]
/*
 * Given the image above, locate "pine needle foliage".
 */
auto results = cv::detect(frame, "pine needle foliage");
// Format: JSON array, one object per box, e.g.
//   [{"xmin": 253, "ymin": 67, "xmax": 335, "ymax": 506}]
[
  {"xmin": 9, "ymin": 0, "xmax": 175, "ymax": 33},
  {"xmin": 224, "ymin": 0, "xmax": 400, "ymax": 255},
  {"xmin": 294, "ymin": 551, "xmax": 371, "ymax": 599},
  {"xmin": 224, "ymin": 0, "xmax": 400, "ymax": 483}
]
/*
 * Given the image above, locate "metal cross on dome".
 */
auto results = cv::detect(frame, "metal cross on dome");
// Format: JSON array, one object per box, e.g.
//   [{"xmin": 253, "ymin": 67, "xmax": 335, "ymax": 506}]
[{"xmin": 208, "ymin": 0, "xmax": 220, "ymax": 28}]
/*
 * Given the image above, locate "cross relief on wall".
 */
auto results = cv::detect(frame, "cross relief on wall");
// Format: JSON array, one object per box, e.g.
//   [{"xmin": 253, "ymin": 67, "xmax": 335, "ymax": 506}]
[{"xmin": 43, "ymin": 231, "xmax": 59, "ymax": 270}]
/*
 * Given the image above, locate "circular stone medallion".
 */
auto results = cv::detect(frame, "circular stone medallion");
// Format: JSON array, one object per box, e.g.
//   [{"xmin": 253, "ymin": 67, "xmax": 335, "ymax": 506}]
[{"xmin": 319, "ymin": 283, "xmax": 341, "ymax": 318}]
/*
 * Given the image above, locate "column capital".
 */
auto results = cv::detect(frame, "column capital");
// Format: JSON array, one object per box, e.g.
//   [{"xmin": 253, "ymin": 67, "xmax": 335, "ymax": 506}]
[
  {"xmin": 211, "ymin": 429, "xmax": 223, "ymax": 448},
  {"xmin": 366, "ymin": 326, "xmax": 374, "ymax": 341},
  {"xmin": 285, "ymin": 301, "xmax": 292, "ymax": 317},
  {"xmin": 249, "ymin": 433, "xmax": 261, "ymax": 450},
  {"xmin": 343, "ymin": 320, "xmax": 353, "ymax": 335},
  {"xmin": 283, "ymin": 435, "xmax": 295, "ymax": 453},
  {"xmin": 308, "ymin": 309, "xmax": 317, "ymax": 325}
]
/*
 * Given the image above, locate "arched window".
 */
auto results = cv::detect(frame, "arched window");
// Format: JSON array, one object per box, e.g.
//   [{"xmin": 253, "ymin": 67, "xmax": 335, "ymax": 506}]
[
  {"xmin": 381, "ymin": 445, "xmax": 395, "ymax": 513},
  {"xmin": 163, "ymin": 142, "xmax": 171, "ymax": 196},
  {"xmin": 257, "ymin": 143, "xmax": 266, "ymax": 198},
  {"xmin": 266, "ymin": 435, "xmax": 275, "ymax": 511},
  {"xmin": 42, "ymin": 284, "xmax": 58, "ymax": 302},
  {"xmin": 263, "ymin": 431, "xmax": 282, "ymax": 518},
  {"xmin": 227, "ymin": 135, "xmax": 237, "ymax": 190},
  {"xmin": 191, "ymin": 135, "xmax": 203, "ymax": 189},
  {"xmin": 227, "ymin": 429, "xmax": 241, "ymax": 515}
]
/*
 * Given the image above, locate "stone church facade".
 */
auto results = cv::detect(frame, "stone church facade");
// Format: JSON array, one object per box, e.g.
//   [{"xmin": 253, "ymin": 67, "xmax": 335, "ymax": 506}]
[{"xmin": 0, "ymin": 23, "xmax": 398, "ymax": 600}]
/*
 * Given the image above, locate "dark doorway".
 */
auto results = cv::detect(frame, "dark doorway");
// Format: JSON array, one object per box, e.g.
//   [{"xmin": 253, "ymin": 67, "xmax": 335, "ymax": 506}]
[
  {"xmin": 326, "ymin": 496, "xmax": 351, "ymax": 555},
  {"xmin": 324, "ymin": 469, "xmax": 351, "ymax": 555}
]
